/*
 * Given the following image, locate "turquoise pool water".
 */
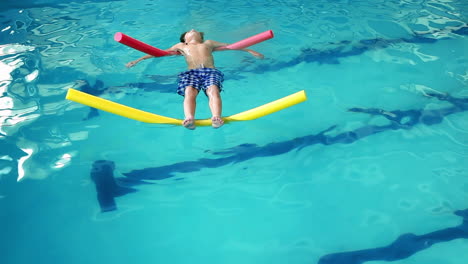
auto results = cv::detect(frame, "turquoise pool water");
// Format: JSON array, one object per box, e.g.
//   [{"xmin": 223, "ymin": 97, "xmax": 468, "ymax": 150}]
[{"xmin": 1, "ymin": 0, "xmax": 467, "ymax": 263}]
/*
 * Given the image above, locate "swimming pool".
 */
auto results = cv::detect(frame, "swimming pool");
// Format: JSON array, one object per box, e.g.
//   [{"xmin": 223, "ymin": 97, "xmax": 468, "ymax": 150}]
[{"xmin": 1, "ymin": 0, "xmax": 467, "ymax": 263}]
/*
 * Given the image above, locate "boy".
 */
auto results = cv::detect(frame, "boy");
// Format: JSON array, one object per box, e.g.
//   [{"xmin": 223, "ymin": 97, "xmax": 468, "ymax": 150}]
[{"xmin": 126, "ymin": 29, "xmax": 264, "ymax": 129}]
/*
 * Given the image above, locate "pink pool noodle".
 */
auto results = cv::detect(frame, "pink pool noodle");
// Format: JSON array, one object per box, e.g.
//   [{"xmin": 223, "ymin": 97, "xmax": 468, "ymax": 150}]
[
  {"xmin": 114, "ymin": 32, "xmax": 178, "ymax": 57},
  {"xmin": 114, "ymin": 30, "xmax": 273, "ymax": 56},
  {"xmin": 215, "ymin": 30, "xmax": 274, "ymax": 51}
]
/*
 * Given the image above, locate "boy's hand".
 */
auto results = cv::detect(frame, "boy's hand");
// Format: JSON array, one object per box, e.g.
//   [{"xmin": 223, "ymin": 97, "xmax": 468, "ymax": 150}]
[
  {"xmin": 246, "ymin": 49, "xmax": 264, "ymax": 59},
  {"xmin": 126, "ymin": 61, "xmax": 138, "ymax": 68}
]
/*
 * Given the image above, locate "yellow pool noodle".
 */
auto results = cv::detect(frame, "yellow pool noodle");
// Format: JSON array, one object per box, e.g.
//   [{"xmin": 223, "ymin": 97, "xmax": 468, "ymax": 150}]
[{"xmin": 66, "ymin": 88, "xmax": 307, "ymax": 126}]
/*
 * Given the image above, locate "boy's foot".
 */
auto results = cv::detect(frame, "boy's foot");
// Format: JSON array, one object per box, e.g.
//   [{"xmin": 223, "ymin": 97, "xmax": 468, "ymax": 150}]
[
  {"xmin": 182, "ymin": 118, "xmax": 196, "ymax": 130},
  {"xmin": 211, "ymin": 116, "xmax": 224, "ymax": 129}
]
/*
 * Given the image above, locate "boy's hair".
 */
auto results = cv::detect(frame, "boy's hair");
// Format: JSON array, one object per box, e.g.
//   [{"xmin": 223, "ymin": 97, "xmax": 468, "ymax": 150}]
[{"xmin": 180, "ymin": 31, "xmax": 204, "ymax": 43}]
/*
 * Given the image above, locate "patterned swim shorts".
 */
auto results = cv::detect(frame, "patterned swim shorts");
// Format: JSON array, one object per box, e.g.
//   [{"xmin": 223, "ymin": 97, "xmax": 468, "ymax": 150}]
[{"xmin": 177, "ymin": 68, "xmax": 224, "ymax": 96}]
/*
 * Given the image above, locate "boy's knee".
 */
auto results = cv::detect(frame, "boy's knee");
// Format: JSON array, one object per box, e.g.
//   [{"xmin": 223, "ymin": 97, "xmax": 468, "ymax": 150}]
[
  {"xmin": 185, "ymin": 86, "xmax": 198, "ymax": 97},
  {"xmin": 207, "ymin": 85, "xmax": 221, "ymax": 97}
]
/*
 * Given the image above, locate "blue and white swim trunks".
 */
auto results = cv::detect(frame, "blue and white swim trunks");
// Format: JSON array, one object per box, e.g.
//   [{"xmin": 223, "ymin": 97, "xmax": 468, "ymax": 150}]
[{"xmin": 177, "ymin": 68, "xmax": 224, "ymax": 96}]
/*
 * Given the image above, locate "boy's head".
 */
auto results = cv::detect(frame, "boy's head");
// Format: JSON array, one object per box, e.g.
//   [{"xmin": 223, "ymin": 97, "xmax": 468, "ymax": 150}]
[{"xmin": 180, "ymin": 29, "xmax": 204, "ymax": 43}]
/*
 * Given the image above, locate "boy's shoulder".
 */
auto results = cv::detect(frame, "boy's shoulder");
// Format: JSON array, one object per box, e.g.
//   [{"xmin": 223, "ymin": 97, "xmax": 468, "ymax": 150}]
[{"xmin": 203, "ymin": 39, "xmax": 219, "ymax": 47}]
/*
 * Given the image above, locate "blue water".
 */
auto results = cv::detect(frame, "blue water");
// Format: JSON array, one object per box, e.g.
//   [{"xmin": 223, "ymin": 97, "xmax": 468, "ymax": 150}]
[{"xmin": 1, "ymin": 0, "xmax": 467, "ymax": 263}]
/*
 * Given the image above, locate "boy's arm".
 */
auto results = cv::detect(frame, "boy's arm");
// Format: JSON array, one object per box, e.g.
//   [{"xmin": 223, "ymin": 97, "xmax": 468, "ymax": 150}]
[
  {"xmin": 126, "ymin": 54, "xmax": 155, "ymax": 68},
  {"xmin": 241, "ymin": 48, "xmax": 264, "ymax": 59},
  {"xmin": 207, "ymin": 40, "xmax": 230, "ymax": 49},
  {"xmin": 126, "ymin": 43, "xmax": 182, "ymax": 68},
  {"xmin": 166, "ymin": 43, "xmax": 183, "ymax": 53},
  {"xmin": 208, "ymin": 40, "xmax": 264, "ymax": 59}
]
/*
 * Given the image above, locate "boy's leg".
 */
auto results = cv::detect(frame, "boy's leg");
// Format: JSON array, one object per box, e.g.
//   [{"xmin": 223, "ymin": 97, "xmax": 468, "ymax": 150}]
[
  {"xmin": 183, "ymin": 86, "xmax": 198, "ymax": 129},
  {"xmin": 206, "ymin": 85, "xmax": 224, "ymax": 128}
]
